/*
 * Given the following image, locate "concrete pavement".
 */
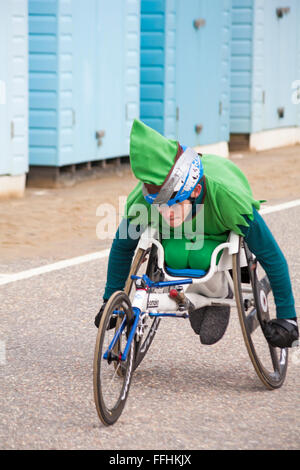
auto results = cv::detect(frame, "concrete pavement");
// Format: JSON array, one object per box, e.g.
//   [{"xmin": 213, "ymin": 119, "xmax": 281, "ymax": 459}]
[{"xmin": 0, "ymin": 204, "xmax": 299, "ymax": 450}]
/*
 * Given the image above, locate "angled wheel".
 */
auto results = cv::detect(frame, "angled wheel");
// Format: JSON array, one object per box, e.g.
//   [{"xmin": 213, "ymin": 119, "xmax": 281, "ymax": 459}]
[
  {"xmin": 232, "ymin": 237, "xmax": 288, "ymax": 389},
  {"xmin": 125, "ymin": 245, "xmax": 161, "ymax": 370},
  {"xmin": 93, "ymin": 291, "xmax": 135, "ymax": 425}
]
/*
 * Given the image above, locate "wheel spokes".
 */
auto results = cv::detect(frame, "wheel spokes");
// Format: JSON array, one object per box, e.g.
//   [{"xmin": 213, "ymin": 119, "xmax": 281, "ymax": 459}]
[
  {"xmin": 245, "ymin": 307, "xmax": 260, "ymax": 334},
  {"xmin": 94, "ymin": 291, "xmax": 135, "ymax": 425},
  {"xmin": 233, "ymin": 239, "xmax": 288, "ymax": 389}
]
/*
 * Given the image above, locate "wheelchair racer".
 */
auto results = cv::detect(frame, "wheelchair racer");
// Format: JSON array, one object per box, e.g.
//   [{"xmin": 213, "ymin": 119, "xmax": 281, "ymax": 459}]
[{"xmin": 95, "ymin": 119, "xmax": 298, "ymax": 349}]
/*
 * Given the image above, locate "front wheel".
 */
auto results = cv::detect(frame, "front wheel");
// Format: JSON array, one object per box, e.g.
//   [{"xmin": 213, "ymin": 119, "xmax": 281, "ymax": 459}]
[
  {"xmin": 125, "ymin": 245, "xmax": 161, "ymax": 370},
  {"xmin": 93, "ymin": 291, "xmax": 135, "ymax": 425}
]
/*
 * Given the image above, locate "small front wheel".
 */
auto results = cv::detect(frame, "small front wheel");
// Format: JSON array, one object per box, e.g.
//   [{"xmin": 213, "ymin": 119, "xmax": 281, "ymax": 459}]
[
  {"xmin": 125, "ymin": 245, "xmax": 161, "ymax": 370},
  {"xmin": 93, "ymin": 291, "xmax": 135, "ymax": 425}
]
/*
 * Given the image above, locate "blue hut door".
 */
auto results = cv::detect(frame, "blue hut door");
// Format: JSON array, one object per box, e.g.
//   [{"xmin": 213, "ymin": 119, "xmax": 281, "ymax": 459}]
[
  {"xmin": 175, "ymin": 0, "xmax": 224, "ymax": 147},
  {"xmin": 72, "ymin": 0, "xmax": 97, "ymax": 164},
  {"xmin": 94, "ymin": 0, "xmax": 128, "ymax": 158},
  {"xmin": 140, "ymin": 0, "xmax": 166, "ymax": 135},
  {"xmin": 0, "ymin": 3, "xmax": 10, "ymax": 174},
  {"xmin": 263, "ymin": 0, "xmax": 298, "ymax": 130},
  {"xmin": 72, "ymin": 1, "xmax": 136, "ymax": 162}
]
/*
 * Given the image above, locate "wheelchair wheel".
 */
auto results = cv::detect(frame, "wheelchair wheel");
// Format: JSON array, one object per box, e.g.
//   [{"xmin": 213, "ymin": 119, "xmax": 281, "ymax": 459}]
[
  {"xmin": 125, "ymin": 245, "xmax": 161, "ymax": 371},
  {"xmin": 232, "ymin": 237, "xmax": 288, "ymax": 390},
  {"xmin": 93, "ymin": 291, "xmax": 135, "ymax": 425}
]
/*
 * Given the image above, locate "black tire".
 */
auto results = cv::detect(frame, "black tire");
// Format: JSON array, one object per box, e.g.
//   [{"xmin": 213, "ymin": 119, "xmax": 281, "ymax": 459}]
[
  {"xmin": 125, "ymin": 245, "xmax": 161, "ymax": 370},
  {"xmin": 93, "ymin": 291, "xmax": 135, "ymax": 425},
  {"xmin": 232, "ymin": 237, "xmax": 288, "ymax": 389}
]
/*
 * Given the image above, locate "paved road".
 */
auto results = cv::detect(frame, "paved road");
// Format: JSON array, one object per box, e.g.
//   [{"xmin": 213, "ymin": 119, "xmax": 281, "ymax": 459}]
[{"xmin": 1, "ymin": 205, "xmax": 299, "ymax": 450}]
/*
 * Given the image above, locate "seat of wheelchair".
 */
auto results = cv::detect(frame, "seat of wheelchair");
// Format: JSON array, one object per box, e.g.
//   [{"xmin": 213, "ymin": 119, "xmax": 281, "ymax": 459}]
[{"xmin": 165, "ymin": 265, "xmax": 207, "ymax": 278}]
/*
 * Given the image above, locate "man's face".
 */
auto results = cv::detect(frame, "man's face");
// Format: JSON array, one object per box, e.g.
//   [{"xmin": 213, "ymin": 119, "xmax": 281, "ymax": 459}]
[
  {"xmin": 156, "ymin": 184, "xmax": 202, "ymax": 227},
  {"xmin": 157, "ymin": 199, "xmax": 192, "ymax": 227}
]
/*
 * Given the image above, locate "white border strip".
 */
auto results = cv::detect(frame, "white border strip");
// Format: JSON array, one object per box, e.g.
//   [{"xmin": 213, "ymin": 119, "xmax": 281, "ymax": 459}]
[{"xmin": 1, "ymin": 199, "xmax": 300, "ymax": 287}]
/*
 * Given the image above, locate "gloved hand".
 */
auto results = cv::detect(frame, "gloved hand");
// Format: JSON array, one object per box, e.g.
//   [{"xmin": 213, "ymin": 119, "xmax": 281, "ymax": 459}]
[
  {"xmin": 94, "ymin": 300, "xmax": 118, "ymax": 330},
  {"xmin": 263, "ymin": 318, "xmax": 299, "ymax": 348},
  {"xmin": 94, "ymin": 301, "xmax": 107, "ymax": 328}
]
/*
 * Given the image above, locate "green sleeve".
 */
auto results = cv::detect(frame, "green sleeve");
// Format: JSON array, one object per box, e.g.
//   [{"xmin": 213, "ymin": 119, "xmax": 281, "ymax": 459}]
[
  {"xmin": 240, "ymin": 209, "xmax": 296, "ymax": 320},
  {"xmin": 103, "ymin": 218, "xmax": 141, "ymax": 300}
]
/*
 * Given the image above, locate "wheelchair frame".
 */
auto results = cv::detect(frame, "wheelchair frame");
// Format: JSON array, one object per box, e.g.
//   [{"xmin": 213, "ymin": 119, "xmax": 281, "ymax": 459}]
[{"xmin": 93, "ymin": 227, "xmax": 289, "ymax": 426}]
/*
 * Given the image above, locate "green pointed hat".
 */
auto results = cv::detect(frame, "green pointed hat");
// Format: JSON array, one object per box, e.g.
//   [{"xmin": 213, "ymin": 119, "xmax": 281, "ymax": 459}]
[{"xmin": 130, "ymin": 119, "xmax": 179, "ymax": 186}]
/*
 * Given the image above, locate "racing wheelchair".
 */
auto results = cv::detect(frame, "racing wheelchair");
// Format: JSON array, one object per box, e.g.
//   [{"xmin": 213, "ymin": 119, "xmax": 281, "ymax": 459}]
[{"xmin": 93, "ymin": 227, "xmax": 289, "ymax": 426}]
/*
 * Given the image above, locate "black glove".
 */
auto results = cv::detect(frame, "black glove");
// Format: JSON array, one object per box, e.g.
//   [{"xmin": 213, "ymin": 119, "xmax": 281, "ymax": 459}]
[
  {"xmin": 263, "ymin": 318, "xmax": 299, "ymax": 348},
  {"xmin": 94, "ymin": 301, "xmax": 118, "ymax": 330},
  {"xmin": 94, "ymin": 301, "xmax": 107, "ymax": 328}
]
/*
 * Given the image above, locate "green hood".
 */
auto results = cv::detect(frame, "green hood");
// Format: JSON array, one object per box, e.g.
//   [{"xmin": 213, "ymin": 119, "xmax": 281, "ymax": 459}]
[{"xmin": 129, "ymin": 119, "xmax": 178, "ymax": 186}]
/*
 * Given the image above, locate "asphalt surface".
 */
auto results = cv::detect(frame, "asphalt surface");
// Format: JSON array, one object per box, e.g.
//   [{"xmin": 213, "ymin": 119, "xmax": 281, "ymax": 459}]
[{"xmin": 0, "ymin": 205, "xmax": 299, "ymax": 450}]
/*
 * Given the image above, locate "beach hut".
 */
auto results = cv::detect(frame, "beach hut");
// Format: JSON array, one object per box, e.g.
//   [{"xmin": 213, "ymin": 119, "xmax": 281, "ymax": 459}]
[
  {"xmin": 140, "ymin": 0, "xmax": 232, "ymax": 156},
  {"xmin": 0, "ymin": 0, "xmax": 28, "ymax": 197},
  {"xmin": 28, "ymin": 0, "xmax": 140, "ymax": 181},
  {"xmin": 230, "ymin": 0, "xmax": 300, "ymax": 150}
]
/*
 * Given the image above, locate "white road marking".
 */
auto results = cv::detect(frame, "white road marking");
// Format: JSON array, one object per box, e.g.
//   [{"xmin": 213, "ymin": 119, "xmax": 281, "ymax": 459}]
[
  {"xmin": 1, "ymin": 199, "xmax": 300, "ymax": 286},
  {"xmin": 260, "ymin": 199, "xmax": 300, "ymax": 215},
  {"xmin": 0, "ymin": 249, "xmax": 110, "ymax": 286}
]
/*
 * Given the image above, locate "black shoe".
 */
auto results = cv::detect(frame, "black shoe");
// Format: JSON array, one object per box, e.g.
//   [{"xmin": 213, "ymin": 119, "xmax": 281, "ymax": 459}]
[
  {"xmin": 188, "ymin": 307, "xmax": 206, "ymax": 335},
  {"xmin": 189, "ymin": 285, "xmax": 232, "ymax": 344},
  {"xmin": 199, "ymin": 306, "xmax": 230, "ymax": 345},
  {"xmin": 189, "ymin": 305, "xmax": 230, "ymax": 345}
]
